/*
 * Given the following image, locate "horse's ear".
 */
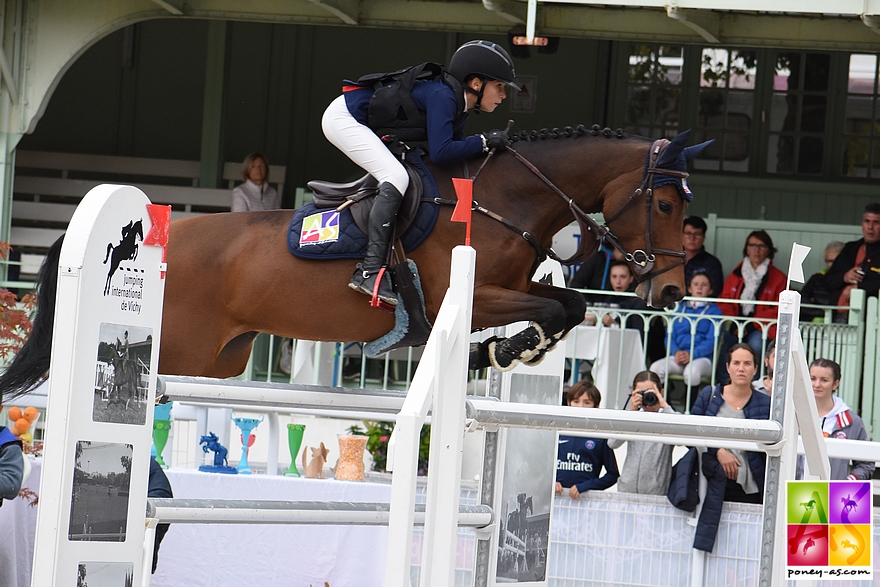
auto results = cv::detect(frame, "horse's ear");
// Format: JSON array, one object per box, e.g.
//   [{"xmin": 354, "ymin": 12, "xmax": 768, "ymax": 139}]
[
  {"xmin": 656, "ymin": 130, "xmax": 713, "ymax": 169},
  {"xmin": 655, "ymin": 130, "xmax": 691, "ymax": 169},
  {"xmin": 683, "ymin": 140, "xmax": 714, "ymax": 163}
]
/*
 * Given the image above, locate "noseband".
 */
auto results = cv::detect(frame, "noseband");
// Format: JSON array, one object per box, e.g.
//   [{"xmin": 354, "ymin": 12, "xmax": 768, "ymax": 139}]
[
  {"xmin": 503, "ymin": 138, "xmax": 687, "ymax": 284},
  {"xmin": 597, "ymin": 139, "xmax": 688, "ymax": 283}
]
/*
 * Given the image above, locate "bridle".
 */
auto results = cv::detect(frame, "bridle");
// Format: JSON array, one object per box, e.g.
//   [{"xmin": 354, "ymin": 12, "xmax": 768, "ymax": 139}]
[{"xmin": 499, "ymin": 138, "xmax": 688, "ymax": 284}]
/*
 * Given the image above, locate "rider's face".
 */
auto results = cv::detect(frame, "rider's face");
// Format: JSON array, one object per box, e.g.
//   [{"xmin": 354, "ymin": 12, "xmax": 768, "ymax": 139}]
[{"xmin": 470, "ymin": 79, "xmax": 507, "ymax": 113}]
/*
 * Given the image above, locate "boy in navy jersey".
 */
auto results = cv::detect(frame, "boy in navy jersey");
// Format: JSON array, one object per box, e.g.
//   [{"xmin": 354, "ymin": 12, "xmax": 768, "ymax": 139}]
[{"xmin": 555, "ymin": 382, "xmax": 619, "ymax": 498}]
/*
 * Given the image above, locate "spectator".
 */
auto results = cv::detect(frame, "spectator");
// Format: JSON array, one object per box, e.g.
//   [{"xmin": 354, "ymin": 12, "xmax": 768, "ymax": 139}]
[
  {"xmin": 148, "ymin": 457, "xmax": 174, "ymax": 573},
  {"xmin": 556, "ymin": 381, "xmax": 619, "ymax": 498},
  {"xmin": 231, "ymin": 152, "xmax": 281, "ymax": 212},
  {"xmin": 752, "ymin": 340, "xmax": 775, "ymax": 396},
  {"xmin": 649, "ymin": 272, "xmax": 722, "ymax": 389},
  {"xmin": 683, "ymin": 216, "xmax": 724, "ymax": 297},
  {"xmin": 569, "ymin": 240, "xmax": 625, "ymax": 304},
  {"xmin": 797, "ymin": 359, "xmax": 875, "ymax": 481},
  {"xmin": 608, "ymin": 371, "xmax": 678, "ymax": 495},
  {"xmin": 692, "ymin": 343, "xmax": 771, "ymax": 504},
  {"xmin": 717, "ymin": 230, "xmax": 787, "ymax": 357},
  {"xmin": 0, "ymin": 402, "xmax": 23, "ymax": 505},
  {"xmin": 595, "ymin": 260, "xmax": 649, "ymax": 331},
  {"xmin": 825, "ymin": 203, "xmax": 880, "ymax": 312},
  {"xmin": 800, "ymin": 241, "xmax": 845, "ymax": 322}
]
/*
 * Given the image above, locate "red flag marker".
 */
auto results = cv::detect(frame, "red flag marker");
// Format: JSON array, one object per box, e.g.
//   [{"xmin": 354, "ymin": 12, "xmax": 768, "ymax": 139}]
[
  {"xmin": 144, "ymin": 204, "xmax": 172, "ymax": 277},
  {"xmin": 451, "ymin": 178, "xmax": 473, "ymax": 246}
]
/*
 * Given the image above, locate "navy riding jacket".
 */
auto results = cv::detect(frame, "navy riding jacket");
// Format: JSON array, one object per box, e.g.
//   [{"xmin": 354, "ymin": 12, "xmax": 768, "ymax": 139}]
[{"xmin": 344, "ymin": 79, "xmax": 483, "ymax": 164}]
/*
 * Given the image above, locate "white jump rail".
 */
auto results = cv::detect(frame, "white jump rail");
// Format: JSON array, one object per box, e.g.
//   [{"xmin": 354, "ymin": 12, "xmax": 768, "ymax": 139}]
[{"xmin": 145, "ymin": 498, "xmax": 492, "ymax": 526}]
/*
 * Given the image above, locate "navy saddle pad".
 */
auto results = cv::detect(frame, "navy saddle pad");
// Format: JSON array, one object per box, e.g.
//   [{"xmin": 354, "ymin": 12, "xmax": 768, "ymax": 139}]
[{"xmin": 288, "ymin": 151, "xmax": 441, "ymax": 260}]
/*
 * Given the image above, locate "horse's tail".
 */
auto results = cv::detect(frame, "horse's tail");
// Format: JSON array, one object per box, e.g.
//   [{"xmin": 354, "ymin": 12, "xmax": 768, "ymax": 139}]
[
  {"xmin": 0, "ymin": 234, "xmax": 64, "ymax": 403},
  {"xmin": 103, "ymin": 242, "xmax": 112, "ymax": 264}
]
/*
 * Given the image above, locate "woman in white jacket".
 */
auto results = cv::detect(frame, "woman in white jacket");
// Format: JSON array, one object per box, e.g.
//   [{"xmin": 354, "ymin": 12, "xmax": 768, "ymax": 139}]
[{"xmin": 804, "ymin": 358, "xmax": 875, "ymax": 480}]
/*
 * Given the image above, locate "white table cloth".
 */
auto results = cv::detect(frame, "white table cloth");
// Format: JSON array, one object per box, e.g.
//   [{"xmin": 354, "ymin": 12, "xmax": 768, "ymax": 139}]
[
  {"xmin": 0, "ymin": 458, "xmax": 40, "ymax": 587},
  {"xmin": 152, "ymin": 468, "xmax": 393, "ymax": 587},
  {"xmin": 564, "ymin": 325, "xmax": 646, "ymax": 409}
]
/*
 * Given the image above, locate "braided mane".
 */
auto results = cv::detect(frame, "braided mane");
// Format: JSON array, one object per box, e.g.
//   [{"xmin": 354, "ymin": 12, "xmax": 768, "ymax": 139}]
[{"xmin": 510, "ymin": 124, "xmax": 627, "ymax": 143}]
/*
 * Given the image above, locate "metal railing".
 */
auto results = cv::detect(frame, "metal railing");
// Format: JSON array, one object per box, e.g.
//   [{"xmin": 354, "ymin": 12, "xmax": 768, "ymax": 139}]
[{"xmin": 233, "ymin": 287, "xmax": 879, "ymax": 433}]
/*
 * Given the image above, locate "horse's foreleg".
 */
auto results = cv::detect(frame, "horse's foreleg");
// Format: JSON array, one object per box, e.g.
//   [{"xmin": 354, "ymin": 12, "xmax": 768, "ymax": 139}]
[
  {"xmin": 520, "ymin": 282, "xmax": 586, "ymax": 363},
  {"xmin": 469, "ymin": 285, "xmax": 572, "ymax": 372}
]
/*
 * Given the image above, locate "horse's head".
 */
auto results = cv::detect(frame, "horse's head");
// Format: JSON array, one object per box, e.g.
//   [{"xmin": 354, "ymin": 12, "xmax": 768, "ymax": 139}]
[{"xmin": 602, "ymin": 131, "xmax": 712, "ymax": 308}]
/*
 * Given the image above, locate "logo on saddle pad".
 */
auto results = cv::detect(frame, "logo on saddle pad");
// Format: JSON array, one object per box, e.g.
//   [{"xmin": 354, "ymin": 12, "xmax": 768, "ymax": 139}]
[{"xmin": 300, "ymin": 210, "xmax": 340, "ymax": 245}]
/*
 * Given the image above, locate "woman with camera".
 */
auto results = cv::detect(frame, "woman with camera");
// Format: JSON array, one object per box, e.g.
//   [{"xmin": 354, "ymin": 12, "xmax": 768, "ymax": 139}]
[
  {"xmin": 608, "ymin": 371, "xmax": 679, "ymax": 495},
  {"xmin": 692, "ymin": 343, "xmax": 771, "ymax": 504}
]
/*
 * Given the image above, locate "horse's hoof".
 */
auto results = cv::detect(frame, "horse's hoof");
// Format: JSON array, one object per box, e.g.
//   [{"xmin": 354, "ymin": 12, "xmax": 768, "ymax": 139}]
[{"xmin": 468, "ymin": 339, "xmax": 495, "ymax": 371}]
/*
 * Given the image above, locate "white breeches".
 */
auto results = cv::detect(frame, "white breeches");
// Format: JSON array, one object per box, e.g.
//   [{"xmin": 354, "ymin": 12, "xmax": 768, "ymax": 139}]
[
  {"xmin": 649, "ymin": 356, "xmax": 713, "ymax": 387},
  {"xmin": 321, "ymin": 95, "xmax": 410, "ymax": 194}
]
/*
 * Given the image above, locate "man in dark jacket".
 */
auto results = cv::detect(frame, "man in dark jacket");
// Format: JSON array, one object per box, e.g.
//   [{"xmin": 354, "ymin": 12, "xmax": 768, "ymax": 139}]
[
  {"xmin": 825, "ymin": 203, "xmax": 880, "ymax": 305},
  {"xmin": 683, "ymin": 216, "xmax": 724, "ymax": 297}
]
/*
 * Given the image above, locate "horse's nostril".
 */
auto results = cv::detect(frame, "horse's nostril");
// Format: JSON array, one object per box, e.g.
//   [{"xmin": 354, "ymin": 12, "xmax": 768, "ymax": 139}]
[{"xmin": 662, "ymin": 285, "xmax": 682, "ymax": 304}]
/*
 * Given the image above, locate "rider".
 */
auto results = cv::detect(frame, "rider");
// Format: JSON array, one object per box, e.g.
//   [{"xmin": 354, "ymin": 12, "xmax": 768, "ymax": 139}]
[{"xmin": 322, "ymin": 40, "xmax": 519, "ymax": 305}]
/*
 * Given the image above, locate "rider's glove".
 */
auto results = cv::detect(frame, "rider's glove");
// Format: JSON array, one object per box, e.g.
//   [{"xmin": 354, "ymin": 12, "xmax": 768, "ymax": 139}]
[{"xmin": 481, "ymin": 129, "xmax": 510, "ymax": 152}]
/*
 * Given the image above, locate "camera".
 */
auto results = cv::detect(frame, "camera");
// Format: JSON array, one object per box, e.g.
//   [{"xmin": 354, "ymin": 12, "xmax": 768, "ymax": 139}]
[{"xmin": 638, "ymin": 391, "xmax": 658, "ymax": 407}]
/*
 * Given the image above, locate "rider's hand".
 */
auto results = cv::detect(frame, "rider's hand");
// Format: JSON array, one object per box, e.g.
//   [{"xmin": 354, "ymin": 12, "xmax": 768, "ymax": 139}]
[{"xmin": 482, "ymin": 129, "xmax": 510, "ymax": 152}]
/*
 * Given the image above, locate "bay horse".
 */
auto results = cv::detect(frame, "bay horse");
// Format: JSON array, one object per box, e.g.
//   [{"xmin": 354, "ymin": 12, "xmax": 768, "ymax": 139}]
[{"xmin": 0, "ymin": 126, "xmax": 709, "ymax": 402}]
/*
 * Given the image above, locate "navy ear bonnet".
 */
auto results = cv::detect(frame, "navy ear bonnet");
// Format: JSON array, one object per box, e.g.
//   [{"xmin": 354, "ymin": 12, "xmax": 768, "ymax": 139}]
[{"xmin": 645, "ymin": 130, "xmax": 713, "ymax": 202}]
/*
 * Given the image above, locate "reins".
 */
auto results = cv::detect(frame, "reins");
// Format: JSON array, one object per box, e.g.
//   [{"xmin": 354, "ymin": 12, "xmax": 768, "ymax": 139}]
[{"xmin": 451, "ymin": 138, "xmax": 687, "ymax": 284}]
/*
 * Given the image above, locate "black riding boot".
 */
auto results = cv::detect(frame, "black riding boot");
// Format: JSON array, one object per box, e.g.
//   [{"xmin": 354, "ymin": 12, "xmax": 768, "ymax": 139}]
[{"xmin": 349, "ymin": 182, "xmax": 403, "ymax": 305}]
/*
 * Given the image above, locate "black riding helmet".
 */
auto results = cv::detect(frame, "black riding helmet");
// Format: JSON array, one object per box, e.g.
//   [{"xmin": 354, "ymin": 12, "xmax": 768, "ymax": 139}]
[{"xmin": 448, "ymin": 40, "xmax": 520, "ymax": 112}]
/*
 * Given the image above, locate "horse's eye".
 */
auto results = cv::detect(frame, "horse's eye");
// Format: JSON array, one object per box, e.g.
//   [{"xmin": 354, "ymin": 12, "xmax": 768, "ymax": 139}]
[{"xmin": 658, "ymin": 201, "xmax": 673, "ymax": 214}]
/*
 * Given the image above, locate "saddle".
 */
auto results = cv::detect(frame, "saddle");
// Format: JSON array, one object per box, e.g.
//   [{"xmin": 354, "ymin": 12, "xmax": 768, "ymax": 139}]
[{"xmin": 307, "ymin": 163, "xmax": 424, "ymax": 237}]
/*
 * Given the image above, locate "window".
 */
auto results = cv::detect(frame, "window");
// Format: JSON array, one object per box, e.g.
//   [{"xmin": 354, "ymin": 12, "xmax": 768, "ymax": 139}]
[
  {"xmin": 765, "ymin": 52, "xmax": 831, "ymax": 175},
  {"xmin": 624, "ymin": 45, "xmax": 683, "ymax": 138},
  {"xmin": 692, "ymin": 49, "xmax": 757, "ymax": 173},
  {"xmin": 841, "ymin": 54, "xmax": 880, "ymax": 178}
]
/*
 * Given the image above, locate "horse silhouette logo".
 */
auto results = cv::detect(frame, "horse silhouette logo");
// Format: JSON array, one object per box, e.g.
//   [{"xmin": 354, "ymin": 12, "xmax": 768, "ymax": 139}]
[
  {"xmin": 840, "ymin": 494, "xmax": 858, "ymax": 514},
  {"xmin": 800, "ymin": 499, "xmax": 817, "ymax": 512},
  {"xmin": 103, "ymin": 219, "xmax": 143, "ymax": 295}
]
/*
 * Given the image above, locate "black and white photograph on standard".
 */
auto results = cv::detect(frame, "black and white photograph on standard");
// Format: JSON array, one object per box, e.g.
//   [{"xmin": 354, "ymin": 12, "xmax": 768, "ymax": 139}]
[
  {"xmin": 68, "ymin": 441, "xmax": 133, "ymax": 542},
  {"xmin": 76, "ymin": 562, "xmax": 134, "ymax": 587},
  {"xmin": 495, "ymin": 373, "xmax": 559, "ymax": 584},
  {"xmin": 93, "ymin": 322, "xmax": 152, "ymax": 425}
]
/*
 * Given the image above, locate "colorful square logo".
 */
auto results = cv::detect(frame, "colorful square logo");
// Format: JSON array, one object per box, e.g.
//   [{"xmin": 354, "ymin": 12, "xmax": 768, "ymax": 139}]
[
  {"xmin": 786, "ymin": 480, "xmax": 873, "ymax": 581},
  {"xmin": 300, "ymin": 210, "xmax": 339, "ymax": 245}
]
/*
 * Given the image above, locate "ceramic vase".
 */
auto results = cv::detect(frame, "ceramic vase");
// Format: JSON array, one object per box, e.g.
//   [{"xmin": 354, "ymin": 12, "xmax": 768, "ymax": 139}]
[
  {"xmin": 284, "ymin": 423, "xmax": 306, "ymax": 476},
  {"xmin": 335, "ymin": 435, "xmax": 367, "ymax": 481},
  {"xmin": 152, "ymin": 420, "xmax": 171, "ymax": 468},
  {"xmin": 152, "ymin": 402, "xmax": 173, "ymax": 468}
]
